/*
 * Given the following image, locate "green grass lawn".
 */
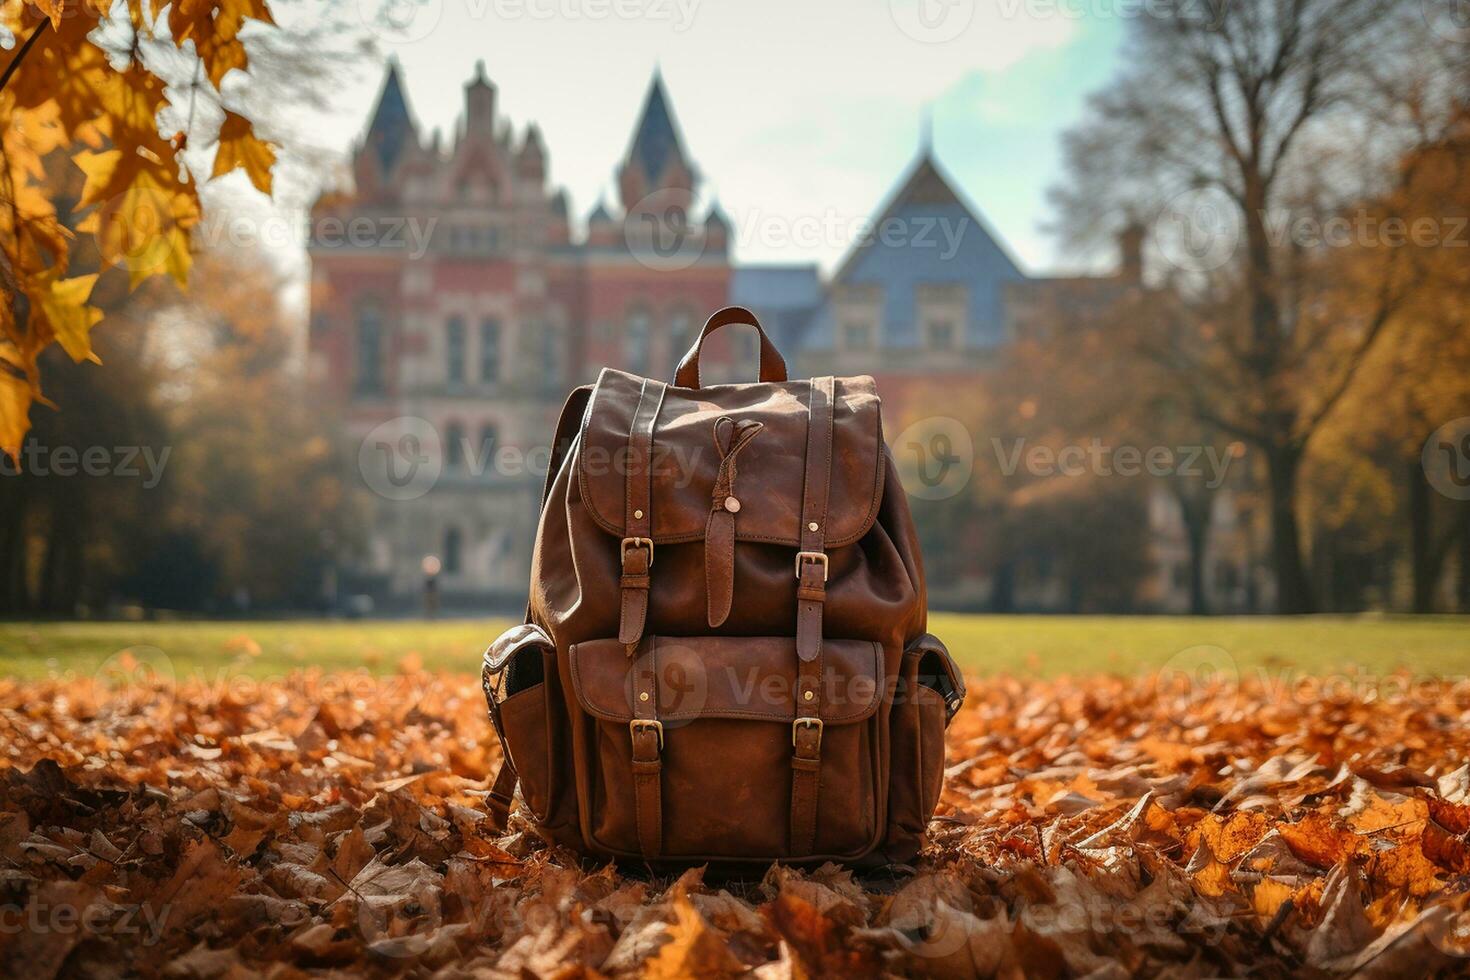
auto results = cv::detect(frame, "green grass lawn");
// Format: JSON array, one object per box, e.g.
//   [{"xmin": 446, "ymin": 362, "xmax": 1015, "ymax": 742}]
[{"xmin": 1, "ymin": 614, "xmax": 1467, "ymax": 682}]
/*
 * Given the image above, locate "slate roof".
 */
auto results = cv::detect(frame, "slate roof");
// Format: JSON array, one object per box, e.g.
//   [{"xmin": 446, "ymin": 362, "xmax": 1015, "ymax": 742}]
[
  {"xmin": 623, "ymin": 70, "xmax": 687, "ymax": 183},
  {"xmin": 364, "ymin": 60, "xmax": 418, "ymax": 173},
  {"xmin": 730, "ymin": 265, "xmax": 825, "ymax": 353},
  {"xmin": 823, "ymin": 152, "xmax": 1029, "ymax": 350}
]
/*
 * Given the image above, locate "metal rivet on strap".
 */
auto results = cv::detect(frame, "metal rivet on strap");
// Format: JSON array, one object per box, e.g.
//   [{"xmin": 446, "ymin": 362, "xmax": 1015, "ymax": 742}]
[
  {"xmin": 803, "ymin": 690, "xmax": 814, "ymax": 701},
  {"xmin": 724, "ymin": 497, "xmax": 741, "ymax": 513},
  {"xmin": 639, "ymin": 691, "xmax": 650, "ymax": 702},
  {"xmin": 808, "ymin": 522, "xmax": 819, "ymax": 532},
  {"xmin": 633, "ymin": 509, "xmax": 644, "ymax": 520}
]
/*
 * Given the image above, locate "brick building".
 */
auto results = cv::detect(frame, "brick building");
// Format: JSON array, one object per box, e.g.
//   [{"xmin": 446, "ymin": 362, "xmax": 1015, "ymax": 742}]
[{"xmin": 308, "ymin": 62, "xmax": 1261, "ymax": 613}]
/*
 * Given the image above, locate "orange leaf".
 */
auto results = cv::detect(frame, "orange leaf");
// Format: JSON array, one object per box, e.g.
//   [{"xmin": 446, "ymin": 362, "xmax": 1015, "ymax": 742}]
[{"xmin": 211, "ymin": 109, "xmax": 275, "ymax": 195}]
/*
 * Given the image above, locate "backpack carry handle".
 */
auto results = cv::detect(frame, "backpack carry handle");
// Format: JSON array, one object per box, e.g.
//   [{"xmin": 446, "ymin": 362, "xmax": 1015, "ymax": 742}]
[{"xmin": 674, "ymin": 306, "xmax": 789, "ymax": 388}]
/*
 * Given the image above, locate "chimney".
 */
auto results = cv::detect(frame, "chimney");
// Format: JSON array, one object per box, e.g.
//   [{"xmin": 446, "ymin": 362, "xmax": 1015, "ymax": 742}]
[{"xmin": 1117, "ymin": 222, "xmax": 1145, "ymax": 284}]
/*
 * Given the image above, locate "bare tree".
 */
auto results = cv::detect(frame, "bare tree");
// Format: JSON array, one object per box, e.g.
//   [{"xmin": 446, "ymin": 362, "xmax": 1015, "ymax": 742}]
[{"xmin": 1049, "ymin": 0, "xmax": 1468, "ymax": 612}]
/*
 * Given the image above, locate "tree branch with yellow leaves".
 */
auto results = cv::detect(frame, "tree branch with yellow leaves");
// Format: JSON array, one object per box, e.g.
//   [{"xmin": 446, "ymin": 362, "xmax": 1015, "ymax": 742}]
[{"xmin": 0, "ymin": 0, "xmax": 279, "ymax": 461}]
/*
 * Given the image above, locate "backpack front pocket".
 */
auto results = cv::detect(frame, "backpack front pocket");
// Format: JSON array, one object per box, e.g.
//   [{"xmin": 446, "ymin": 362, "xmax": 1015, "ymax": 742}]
[{"xmin": 568, "ymin": 635, "xmax": 888, "ymax": 862}]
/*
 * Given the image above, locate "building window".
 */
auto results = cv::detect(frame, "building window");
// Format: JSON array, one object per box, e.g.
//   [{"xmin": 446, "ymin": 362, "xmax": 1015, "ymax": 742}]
[
  {"xmin": 446, "ymin": 316, "xmax": 466, "ymax": 384},
  {"xmin": 626, "ymin": 309, "xmax": 651, "ymax": 375},
  {"xmin": 480, "ymin": 318, "xmax": 501, "ymax": 381},
  {"xmin": 842, "ymin": 320, "xmax": 874, "ymax": 350},
  {"xmin": 926, "ymin": 319, "xmax": 958, "ymax": 350},
  {"xmin": 445, "ymin": 421, "xmax": 465, "ymax": 469},
  {"xmin": 538, "ymin": 328, "xmax": 559, "ymax": 387},
  {"xmin": 356, "ymin": 307, "xmax": 383, "ymax": 393},
  {"xmin": 443, "ymin": 527, "xmax": 462, "ymax": 575},
  {"xmin": 668, "ymin": 310, "xmax": 696, "ymax": 372}
]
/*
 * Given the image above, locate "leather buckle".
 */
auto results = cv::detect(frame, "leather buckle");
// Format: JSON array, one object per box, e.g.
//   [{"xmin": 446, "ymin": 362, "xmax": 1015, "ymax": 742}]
[
  {"xmin": 621, "ymin": 537, "xmax": 655, "ymax": 568},
  {"xmin": 630, "ymin": 718, "xmax": 664, "ymax": 750},
  {"xmin": 791, "ymin": 716, "xmax": 823, "ymax": 749},
  {"xmin": 794, "ymin": 551, "xmax": 828, "ymax": 581}
]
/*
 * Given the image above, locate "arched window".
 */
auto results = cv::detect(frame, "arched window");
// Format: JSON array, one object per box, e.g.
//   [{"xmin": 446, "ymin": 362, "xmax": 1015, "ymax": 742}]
[
  {"xmin": 356, "ymin": 307, "xmax": 383, "ymax": 393},
  {"xmin": 444, "ymin": 421, "xmax": 465, "ymax": 469},
  {"xmin": 626, "ymin": 308, "xmax": 651, "ymax": 375},
  {"xmin": 443, "ymin": 527, "xmax": 462, "ymax": 574}
]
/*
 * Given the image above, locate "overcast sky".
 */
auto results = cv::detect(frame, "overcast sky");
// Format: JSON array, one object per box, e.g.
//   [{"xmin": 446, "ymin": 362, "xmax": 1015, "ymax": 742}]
[{"xmin": 223, "ymin": 0, "xmax": 1125, "ymax": 288}]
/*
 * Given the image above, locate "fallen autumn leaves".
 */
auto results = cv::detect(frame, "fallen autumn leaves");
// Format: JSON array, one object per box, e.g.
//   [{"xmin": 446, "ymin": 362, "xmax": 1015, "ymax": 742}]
[{"xmin": 1, "ymin": 662, "xmax": 1468, "ymax": 978}]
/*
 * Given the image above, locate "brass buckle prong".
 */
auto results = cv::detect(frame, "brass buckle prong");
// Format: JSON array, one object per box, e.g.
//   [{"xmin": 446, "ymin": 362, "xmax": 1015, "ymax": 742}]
[
  {"xmin": 794, "ymin": 551, "xmax": 828, "ymax": 581},
  {"xmin": 791, "ymin": 716, "xmax": 823, "ymax": 749},
  {"xmin": 630, "ymin": 718, "xmax": 664, "ymax": 750},
  {"xmin": 621, "ymin": 537, "xmax": 655, "ymax": 568}
]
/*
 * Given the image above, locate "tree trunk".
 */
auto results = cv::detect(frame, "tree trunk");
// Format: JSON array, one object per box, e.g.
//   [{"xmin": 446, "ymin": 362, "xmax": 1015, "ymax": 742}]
[
  {"xmin": 990, "ymin": 560, "xmax": 1015, "ymax": 614},
  {"xmin": 1172, "ymin": 486, "xmax": 1212, "ymax": 616},
  {"xmin": 1266, "ymin": 445, "xmax": 1315, "ymax": 614},
  {"xmin": 0, "ymin": 477, "xmax": 27, "ymax": 612},
  {"xmin": 1409, "ymin": 457, "xmax": 1435, "ymax": 613},
  {"xmin": 1459, "ymin": 504, "xmax": 1470, "ymax": 614}
]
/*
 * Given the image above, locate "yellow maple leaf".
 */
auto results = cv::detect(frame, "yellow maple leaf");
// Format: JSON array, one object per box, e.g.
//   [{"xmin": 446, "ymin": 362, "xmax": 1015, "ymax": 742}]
[
  {"xmin": 0, "ymin": 340, "xmax": 35, "ymax": 463},
  {"xmin": 34, "ymin": 272, "xmax": 104, "ymax": 363},
  {"xmin": 73, "ymin": 147, "xmax": 124, "ymax": 210},
  {"xmin": 77, "ymin": 165, "xmax": 199, "ymax": 289},
  {"xmin": 212, "ymin": 109, "xmax": 274, "ymax": 194}
]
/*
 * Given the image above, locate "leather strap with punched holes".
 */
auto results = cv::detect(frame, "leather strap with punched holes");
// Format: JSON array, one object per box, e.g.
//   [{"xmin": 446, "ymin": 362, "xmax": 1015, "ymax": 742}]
[
  {"xmin": 619, "ymin": 380, "xmax": 665, "ymax": 650},
  {"xmin": 790, "ymin": 376, "xmax": 834, "ymax": 855},
  {"xmin": 630, "ymin": 637, "xmax": 663, "ymax": 858}
]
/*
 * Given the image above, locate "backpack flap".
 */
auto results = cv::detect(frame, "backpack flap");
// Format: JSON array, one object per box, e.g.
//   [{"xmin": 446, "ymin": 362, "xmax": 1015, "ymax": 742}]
[{"xmin": 576, "ymin": 368, "xmax": 886, "ymax": 548}]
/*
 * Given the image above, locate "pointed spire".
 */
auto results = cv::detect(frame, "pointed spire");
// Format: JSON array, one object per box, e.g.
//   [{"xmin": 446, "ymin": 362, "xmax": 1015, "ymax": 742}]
[
  {"xmin": 624, "ymin": 69, "xmax": 689, "ymax": 187},
  {"xmin": 364, "ymin": 58, "xmax": 418, "ymax": 173}
]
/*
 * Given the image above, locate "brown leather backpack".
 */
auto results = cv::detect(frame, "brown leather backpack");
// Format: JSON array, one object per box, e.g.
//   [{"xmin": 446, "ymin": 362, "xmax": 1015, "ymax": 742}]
[{"xmin": 481, "ymin": 306, "xmax": 964, "ymax": 867}]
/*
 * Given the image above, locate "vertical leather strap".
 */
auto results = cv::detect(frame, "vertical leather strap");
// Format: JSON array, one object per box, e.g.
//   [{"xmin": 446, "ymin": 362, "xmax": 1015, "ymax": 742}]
[
  {"xmin": 705, "ymin": 416, "xmax": 763, "ymax": 628},
  {"xmin": 796, "ymin": 376, "xmax": 835, "ymax": 663},
  {"xmin": 619, "ymin": 380, "xmax": 665, "ymax": 649},
  {"xmin": 790, "ymin": 376, "xmax": 834, "ymax": 856},
  {"xmin": 630, "ymin": 637, "xmax": 663, "ymax": 858}
]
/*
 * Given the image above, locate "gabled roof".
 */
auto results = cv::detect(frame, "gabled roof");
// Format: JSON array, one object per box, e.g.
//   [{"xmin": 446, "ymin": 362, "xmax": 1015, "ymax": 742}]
[
  {"xmin": 826, "ymin": 149, "xmax": 1029, "ymax": 350},
  {"xmin": 364, "ymin": 60, "xmax": 418, "ymax": 172},
  {"xmin": 623, "ymin": 70, "xmax": 688, "ymax": 183},
  {"xmin": 835, "ymin": 152, "xmax": 1024, "ymax": 283}
]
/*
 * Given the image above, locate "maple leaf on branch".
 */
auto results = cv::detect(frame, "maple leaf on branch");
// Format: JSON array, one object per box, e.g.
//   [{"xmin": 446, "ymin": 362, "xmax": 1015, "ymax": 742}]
[{"xmin": 0, "ymin": 0, "xmax": 281, "ymax": 461}]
